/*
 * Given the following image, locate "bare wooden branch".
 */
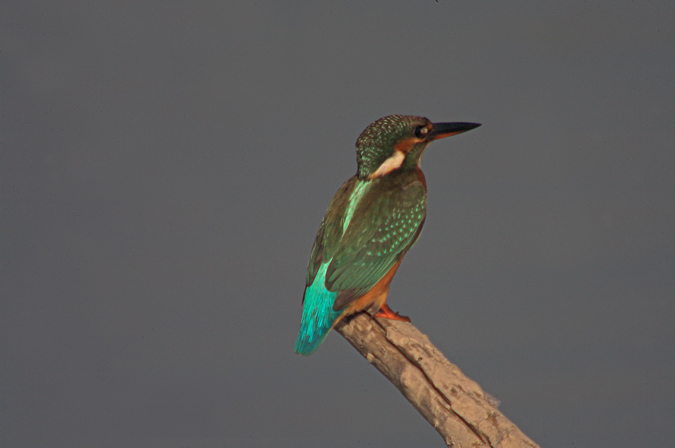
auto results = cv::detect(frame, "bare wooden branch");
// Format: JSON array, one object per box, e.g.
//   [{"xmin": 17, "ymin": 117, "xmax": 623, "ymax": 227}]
[{"xmin": 335, "ymin": 312, "xmax": 540, "ymax": 448}]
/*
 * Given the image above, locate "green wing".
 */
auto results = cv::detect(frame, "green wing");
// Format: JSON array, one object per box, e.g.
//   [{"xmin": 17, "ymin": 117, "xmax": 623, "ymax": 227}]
[
  {"xmin": 305, "ymin": 177, "xmax": 358, "ymax": 289},
  {"xmin": 326, "ymin": 175, "xmax": 427, "ymax": 310}
]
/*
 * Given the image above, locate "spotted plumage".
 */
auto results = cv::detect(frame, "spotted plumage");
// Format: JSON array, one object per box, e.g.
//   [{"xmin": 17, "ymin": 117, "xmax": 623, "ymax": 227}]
[{"xmin": 295, "ymin": 115, "xmax": 480, "ymax": 355}]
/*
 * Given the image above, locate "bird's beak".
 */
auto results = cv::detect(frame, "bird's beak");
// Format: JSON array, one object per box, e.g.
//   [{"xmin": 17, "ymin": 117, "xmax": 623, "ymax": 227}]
[{"xmin": 428, "ymin": 122, "xmax": 481, "ymax": 141}]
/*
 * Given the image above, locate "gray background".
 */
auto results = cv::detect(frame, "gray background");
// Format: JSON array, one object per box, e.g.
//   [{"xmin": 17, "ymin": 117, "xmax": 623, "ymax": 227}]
[{"xmin": 2, "ymin": 2, "xmax": 674, "ymax": 447}]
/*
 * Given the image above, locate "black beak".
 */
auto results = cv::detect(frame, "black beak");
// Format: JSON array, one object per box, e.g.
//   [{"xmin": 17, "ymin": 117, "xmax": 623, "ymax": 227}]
[{"xmin": 428, "ymin": 122, "xmax": 481, "ymax": 141}]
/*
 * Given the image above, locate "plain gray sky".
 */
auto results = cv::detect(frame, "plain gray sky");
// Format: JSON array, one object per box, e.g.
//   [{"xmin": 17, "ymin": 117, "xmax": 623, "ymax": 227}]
[{"xmin": 2, "ymin": 1, "xmax": 674, "ymax": 447}]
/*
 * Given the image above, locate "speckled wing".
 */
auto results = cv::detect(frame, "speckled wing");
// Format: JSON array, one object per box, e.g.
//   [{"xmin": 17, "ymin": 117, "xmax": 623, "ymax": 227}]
[
  {"xmin": 327, "ymin": 177, "xmax": 427, "ymax": 310},
  {"xmin": 304, "ymin": 177, "xmax": 358, "ymax": 290}
]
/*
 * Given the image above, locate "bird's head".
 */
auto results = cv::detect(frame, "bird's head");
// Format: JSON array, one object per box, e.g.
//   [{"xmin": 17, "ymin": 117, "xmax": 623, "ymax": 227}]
[{"xmin": 355, "ymin": 115, "xmax": 480, "ymax": 180}]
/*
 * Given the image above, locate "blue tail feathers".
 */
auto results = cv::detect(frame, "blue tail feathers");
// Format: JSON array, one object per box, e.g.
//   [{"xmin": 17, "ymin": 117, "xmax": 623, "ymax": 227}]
[{"xmin": 294, "ymin": 262, "xmax": 341, "ymax": 356}]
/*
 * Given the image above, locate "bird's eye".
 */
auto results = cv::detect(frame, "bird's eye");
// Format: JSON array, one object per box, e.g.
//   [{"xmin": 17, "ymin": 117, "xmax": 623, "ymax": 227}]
[{"xmin": 414, "ymin": 125, "xmax": 428, "ymax": 139}]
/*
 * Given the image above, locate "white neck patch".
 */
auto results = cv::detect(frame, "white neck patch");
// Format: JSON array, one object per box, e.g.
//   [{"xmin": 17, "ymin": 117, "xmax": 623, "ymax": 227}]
[{"xmin": 368, "ymin": 150, "xmax": 405, "ymax": 179}]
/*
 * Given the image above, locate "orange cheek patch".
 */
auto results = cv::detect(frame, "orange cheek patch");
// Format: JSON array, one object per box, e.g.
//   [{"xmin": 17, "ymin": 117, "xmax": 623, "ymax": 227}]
[{"xmin": 394, "ymin": 137, "xmax": 418, "ymax": 154}]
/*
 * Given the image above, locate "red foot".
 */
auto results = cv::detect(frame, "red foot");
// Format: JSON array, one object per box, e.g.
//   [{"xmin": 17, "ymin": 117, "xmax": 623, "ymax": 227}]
[{"xmin": 374, "ymin": 303, "xmax": 411, "ymax": 322}]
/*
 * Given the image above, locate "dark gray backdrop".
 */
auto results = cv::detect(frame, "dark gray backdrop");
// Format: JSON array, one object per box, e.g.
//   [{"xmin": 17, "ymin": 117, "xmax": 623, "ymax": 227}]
[{"xmin": 3, "ymin": 2, "xmax": 674, "ymax": 447}]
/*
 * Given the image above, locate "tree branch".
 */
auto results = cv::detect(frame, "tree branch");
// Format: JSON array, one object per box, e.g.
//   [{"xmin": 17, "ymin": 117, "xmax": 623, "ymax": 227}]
[{"xmin": 335, "ymin": 312, "xmax": 540, "ymax": 448}]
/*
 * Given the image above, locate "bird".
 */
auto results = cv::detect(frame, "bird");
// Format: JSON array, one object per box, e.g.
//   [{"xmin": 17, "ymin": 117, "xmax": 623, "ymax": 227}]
[{"xmin": 294, "ymin": 115, "xmax": 480, "ymax": 356}]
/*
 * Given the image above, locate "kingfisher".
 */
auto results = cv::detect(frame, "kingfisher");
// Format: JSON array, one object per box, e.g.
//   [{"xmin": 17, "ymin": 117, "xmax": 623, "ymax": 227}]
[{"xmin": 294, "ymin": 115, "xmax": 480, "ymax": 356}]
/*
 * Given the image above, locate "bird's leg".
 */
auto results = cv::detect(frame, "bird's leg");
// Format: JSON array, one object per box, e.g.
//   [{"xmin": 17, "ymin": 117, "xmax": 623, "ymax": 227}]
[{"xmin": 374, "ymin": 303, "xmax": 411, "ymax": 323}]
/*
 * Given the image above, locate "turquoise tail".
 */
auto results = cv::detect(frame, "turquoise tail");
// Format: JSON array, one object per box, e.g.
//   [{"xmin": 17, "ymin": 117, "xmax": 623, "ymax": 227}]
[{"xmin": 294, "ymin": 262, "xmax": 341, "ymax": 356}]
